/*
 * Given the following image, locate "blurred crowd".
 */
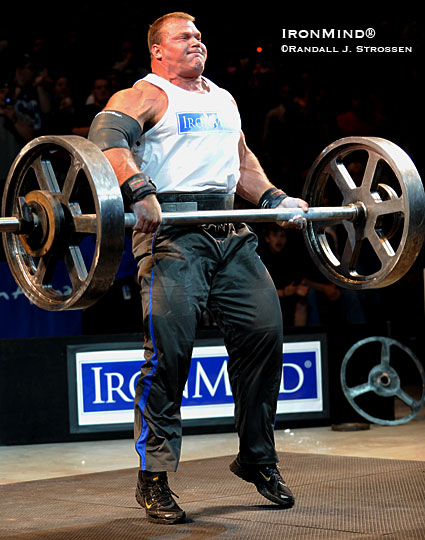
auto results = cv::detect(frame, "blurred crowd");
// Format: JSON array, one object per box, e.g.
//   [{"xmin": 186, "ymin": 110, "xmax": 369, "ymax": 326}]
[
  {"xmin": 0, "ymin": 34, "xmax": 150, "ymax": 181},
  {"xmin": 0, "ymin": 15, "xmax": 424, "ymax": 334}
]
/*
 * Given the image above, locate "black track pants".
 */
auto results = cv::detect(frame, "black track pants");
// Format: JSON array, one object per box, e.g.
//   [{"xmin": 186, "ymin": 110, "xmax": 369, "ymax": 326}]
[{"xmin": 132, "ymin": 223, "xmax": 283, "ymax": 472}]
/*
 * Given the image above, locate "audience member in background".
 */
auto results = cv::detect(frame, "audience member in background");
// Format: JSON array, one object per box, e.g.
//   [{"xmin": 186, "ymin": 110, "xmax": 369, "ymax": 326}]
[
  {"xmin": 261, "ymin": 84, "xmax": 294, "ymax": 190},
  {"xmin": 72, "ymin": 77, "xmax": 111, "ymax": 137},
  {"xmin": 106, "ymin": 70, "xmax": 125, "ymax": 97},
  {"xmin": 335, "ymin": 88, "xmax": 387, "ymax": 137},
  {"xmin": 0, "ymin": 54, "xmax": 52, "ymax": 182},
  {"xmin": 12, "ymin": 54, "xmax": 43, "ymax": 139},
  {"xmin": 111, "ymin": 40, "xmax": 149, "ymax": 88},
  {"xmin": 0, "ymin": 79, "xmax": 24, "ymax": 182},
  {"xmin": 258, "ymin": 224, "xmax": 342, "ymax": 327},
  {"xmin": 261, "ymin": 75, "xmax": 320, "ymax": 198},
  {"xmin": 43, "ymin": 75, "xmax": 75, "ymax": 134},
  {"xmin": 257, "ymin": 225, "xmax": 311, "ymax": 326}
]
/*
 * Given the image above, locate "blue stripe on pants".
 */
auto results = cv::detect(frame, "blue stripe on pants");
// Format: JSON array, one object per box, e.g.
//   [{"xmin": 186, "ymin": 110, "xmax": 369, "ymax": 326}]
[{"xmin": 135, "ymin": 232, "xmax": 158, "ymax": 470}]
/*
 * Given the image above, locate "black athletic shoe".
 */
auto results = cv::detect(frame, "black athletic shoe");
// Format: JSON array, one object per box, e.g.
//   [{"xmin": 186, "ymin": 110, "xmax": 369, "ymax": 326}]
[
  {"xmin": 135, "ymin": 471, "xmax": 186, "ymax": 524},
  {"xmin": 229, "ymin": 456, "xmax": 295, "ymax": 508}
]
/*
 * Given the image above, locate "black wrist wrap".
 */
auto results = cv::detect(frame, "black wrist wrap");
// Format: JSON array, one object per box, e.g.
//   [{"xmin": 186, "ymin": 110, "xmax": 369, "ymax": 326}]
[
  {"xmin": 258, "ymin": 188, "xmax": 288, "ymax": 209},
  {"xmin": 121, "ymin": 173, "xmax": 157, "ymax": 204}
]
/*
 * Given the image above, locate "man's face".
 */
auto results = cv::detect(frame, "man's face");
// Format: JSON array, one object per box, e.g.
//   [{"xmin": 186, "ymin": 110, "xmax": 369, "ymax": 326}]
[
  {"xmin": 153, "ymin": 19, "xmax": 207, "ymax": 77},
  {"xmin": 92, "ymin": 79, "xmax": 111, "ymax": 105},
  {"xmin": 265, "ymin": 229, "xmax": 287, "ymax": 254},
  {"xmin": 54, "ymin": 77, "xmax": 70, "ymax": 97},
  {"xmin": 15, "ymin": 64, "xmax": 36, "ymax": 88}
]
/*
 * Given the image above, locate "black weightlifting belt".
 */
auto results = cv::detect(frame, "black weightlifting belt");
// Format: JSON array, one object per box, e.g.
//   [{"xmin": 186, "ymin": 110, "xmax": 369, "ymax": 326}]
[
  {"xmin": 157, "ymin": 192, "xmax": 235, "ymax": 235},
  {"xmin": 157, "ymin": 192, "xmax": 234, "ymax": 212}
]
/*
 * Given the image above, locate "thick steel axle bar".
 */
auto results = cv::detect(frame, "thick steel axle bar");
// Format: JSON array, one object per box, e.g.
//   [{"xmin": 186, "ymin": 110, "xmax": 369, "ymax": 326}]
[
  {"xmin": 124, "ymin": 205, "xmax": 361, "ymax": 228},
  {"xmin": 0, "ymin": 217, "xmax": 21, "ymax": 233},
  {"xmin": 0, "ymin": 205, "xmax": 361, "ymax": 234}
]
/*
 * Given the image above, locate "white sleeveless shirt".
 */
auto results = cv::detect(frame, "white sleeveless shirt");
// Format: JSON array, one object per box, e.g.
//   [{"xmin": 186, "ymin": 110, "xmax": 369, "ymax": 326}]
[{"xmin": 131, "ymin": 73, "xmax": 241, "ymax": 193}]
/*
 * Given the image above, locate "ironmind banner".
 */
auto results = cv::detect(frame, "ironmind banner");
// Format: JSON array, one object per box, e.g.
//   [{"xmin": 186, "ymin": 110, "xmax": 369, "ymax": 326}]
[{"xmin": 67, "ymin": 336, "xmax": 328, "ymax": 433}]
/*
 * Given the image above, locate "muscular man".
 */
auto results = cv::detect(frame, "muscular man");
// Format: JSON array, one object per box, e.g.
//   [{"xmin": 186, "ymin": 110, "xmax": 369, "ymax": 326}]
[{"xmin": 89, "ymin": 12, "xmax": 308, "ymax": 525}]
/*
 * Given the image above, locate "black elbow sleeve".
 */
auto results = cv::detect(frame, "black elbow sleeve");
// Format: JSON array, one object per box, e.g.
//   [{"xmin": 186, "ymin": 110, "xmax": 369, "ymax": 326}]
[{"xmin": 88, "ymin": 110, "xmax": 142, "ymax": 151}]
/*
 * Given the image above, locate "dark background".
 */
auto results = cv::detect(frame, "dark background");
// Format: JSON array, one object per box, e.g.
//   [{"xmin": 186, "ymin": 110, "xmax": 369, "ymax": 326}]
[{"xmin": 2, "ymin": 3, "xmax": 423, "ymax": 173}]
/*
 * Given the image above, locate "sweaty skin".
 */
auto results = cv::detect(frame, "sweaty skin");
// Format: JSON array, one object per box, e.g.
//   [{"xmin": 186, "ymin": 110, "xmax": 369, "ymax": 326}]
[{"xmin": 102, "ymin": 18, "xmax": 308, "ymax": 232}]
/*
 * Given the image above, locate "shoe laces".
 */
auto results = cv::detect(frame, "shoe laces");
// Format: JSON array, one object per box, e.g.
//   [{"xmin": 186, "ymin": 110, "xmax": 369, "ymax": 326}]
[
  {"xmin": 261, "ymin": 465, "xmax": 286, "ymax": 487},
  {"xmin": 143, "ymin": 474, "xmax": 180, "ymax": 505}
]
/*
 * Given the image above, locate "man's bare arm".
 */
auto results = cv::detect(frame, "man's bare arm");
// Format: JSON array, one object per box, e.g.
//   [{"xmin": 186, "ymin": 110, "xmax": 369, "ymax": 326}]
[
  {"xmin": 236, "ymin": 132, "xmax": 308, "ymax": 228},
  {"xmin": 100, "ymin": 85, "xmax": 165, "ymax": 185},
  {"xmin": 89, "ymin": 83, "xmax": 167, "ymax": 233},
  {"xmin": 236, "ymin": 132, "xmax": 274, "ymax": 204}
]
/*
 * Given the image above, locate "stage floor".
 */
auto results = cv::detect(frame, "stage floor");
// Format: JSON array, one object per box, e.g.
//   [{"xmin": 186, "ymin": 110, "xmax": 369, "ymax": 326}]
[{"xmin": 1, "ymin": 452, "xmax": 424, "ymax": 539}]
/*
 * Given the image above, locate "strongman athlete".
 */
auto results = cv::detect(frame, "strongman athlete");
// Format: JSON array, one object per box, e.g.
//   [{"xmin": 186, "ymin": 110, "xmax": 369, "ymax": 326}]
[{"xmin": 89, "ymin": 12, "xmax": 308, "ymax": 524}]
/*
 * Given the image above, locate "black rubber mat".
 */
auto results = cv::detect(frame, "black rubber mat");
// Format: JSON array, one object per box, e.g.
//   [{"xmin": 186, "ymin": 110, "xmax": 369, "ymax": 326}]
[{"xmin": 1, "ymin": 452, "xmax": 424, "ymax": 539}]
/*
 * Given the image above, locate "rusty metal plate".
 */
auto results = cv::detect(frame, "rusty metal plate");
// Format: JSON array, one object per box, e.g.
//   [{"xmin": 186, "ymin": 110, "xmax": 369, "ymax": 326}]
[{"xmin": 1, "ymin": 135, "xmax": 124, "ymax": 310}]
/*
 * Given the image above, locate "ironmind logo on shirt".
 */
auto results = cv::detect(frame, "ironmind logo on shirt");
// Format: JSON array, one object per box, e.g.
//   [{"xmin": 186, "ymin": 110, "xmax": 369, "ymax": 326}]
[{"xmin": 177, "ymin": 112, "xmax": 227, "ymax": 134}]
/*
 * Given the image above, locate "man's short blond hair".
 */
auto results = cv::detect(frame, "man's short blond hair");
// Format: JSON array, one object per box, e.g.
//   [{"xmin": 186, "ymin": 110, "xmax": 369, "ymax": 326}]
[{"xmin": 148, "ymin": 12, "xmax": 195, "ymax": 54}]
